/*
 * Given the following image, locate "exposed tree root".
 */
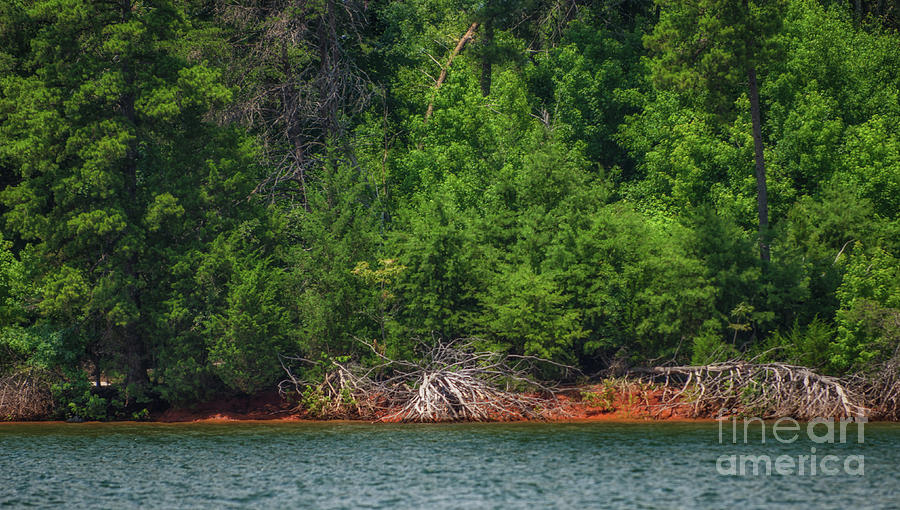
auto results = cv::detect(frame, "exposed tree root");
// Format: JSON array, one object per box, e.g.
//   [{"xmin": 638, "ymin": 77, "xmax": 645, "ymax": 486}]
[
  {"xmin": 0, "ymin": 368, "xmax": 53, "ymax": 421},
  {"xmin": 279, "ymin": 339, "xmax": 567, "ymax": 422},
  {"xmin": 855, "ymin": 355, "xmax": 900, "ymax": 420},
  {"xmin": 279, "ymin": 349, "xmax": 900, "ymax": 422},
  {"xmin": 632, "ymin": 362, "xmax": 870, "ymax": 420}
]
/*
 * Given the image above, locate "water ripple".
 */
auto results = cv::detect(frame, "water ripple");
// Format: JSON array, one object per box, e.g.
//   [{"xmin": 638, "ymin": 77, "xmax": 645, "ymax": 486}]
[{"xmin": 1, "ymin": 421, "xmax": 898, "ymax": 509}]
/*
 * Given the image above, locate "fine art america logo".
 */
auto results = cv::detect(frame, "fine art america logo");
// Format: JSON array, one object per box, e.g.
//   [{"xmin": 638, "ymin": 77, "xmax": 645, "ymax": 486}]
[{"xmin": 716, "ymin": 416, "xmax": 866, "ymax": 476}]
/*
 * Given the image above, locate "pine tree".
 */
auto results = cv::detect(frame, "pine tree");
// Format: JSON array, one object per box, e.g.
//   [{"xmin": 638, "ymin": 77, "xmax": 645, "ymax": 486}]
[
  {"xmin": 645, "ymin": 0, "xmax": 785, "ymax": 260},
  {"xmin": 0, "ymin": 0, "xmax": 257, "ymax": 396}
]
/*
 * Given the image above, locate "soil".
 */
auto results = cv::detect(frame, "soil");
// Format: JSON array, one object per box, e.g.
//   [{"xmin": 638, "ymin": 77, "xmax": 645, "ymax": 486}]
[{"xmin": 149, "ymin": 383, "xmax": 710, "ymax": 423}]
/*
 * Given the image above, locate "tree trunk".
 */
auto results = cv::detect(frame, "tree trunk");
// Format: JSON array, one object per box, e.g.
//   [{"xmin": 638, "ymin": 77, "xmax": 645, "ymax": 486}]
[
  {"xmin": 747, "ymin": 67, "xmax": 770, "ymax": 262},
  {"xmin": 119, "ymin": 0, "xmax": 149, "ymax": 394},
  {"xmin": 480, "ymin": 20, "xmax": 494, "ymax": 97}
]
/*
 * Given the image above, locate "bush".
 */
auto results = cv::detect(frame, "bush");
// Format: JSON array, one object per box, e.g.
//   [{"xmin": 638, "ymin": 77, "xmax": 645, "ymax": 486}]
[
  {"xmin": 759, "ymin": 317, "xmax": 834, "ymax": 371},
  {"xmin": 691, "ymin": 327, "xmax": 740, "ymax": 365},
  {"xmin": 831, "ymin": 244, "xmax": 900, "ymax": 371}
]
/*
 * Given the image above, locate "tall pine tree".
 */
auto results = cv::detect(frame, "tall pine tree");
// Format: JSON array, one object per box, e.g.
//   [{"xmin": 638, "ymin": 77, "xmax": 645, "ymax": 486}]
[
  {"xmin": 0, "ymin": 0, "xmax": 258, "ymax": 396},
  {"xmin": 645, "ymin": 0, "xmax": 785, "ymax": 260}
]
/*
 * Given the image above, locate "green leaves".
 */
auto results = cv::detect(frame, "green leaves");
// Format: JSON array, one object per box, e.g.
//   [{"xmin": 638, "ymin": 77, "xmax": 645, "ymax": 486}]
[
  {"xmin": 0, "ymin": 0, "xmax": 268, "ymax": 399},
  {"xmin": 840, "ymin": 115, "xmax": 900, "ymax": 219},
  {"xmin": 480, "ymin": 264, "xmax": 585, "ymax": 362},
  {"xmin": 0, "ymin": 234, "xmax": 25, "ymax": 327},
  {"xmin": 205, "ymin": 257, "xmax": 295, "ymax": 394},
  {"xmin": 832, "ymin": 244, "xmax": 900, "ymax": 371},
  {"xmin": 1, "ymin": 0, "xmax": 899, "ymax": 415}
]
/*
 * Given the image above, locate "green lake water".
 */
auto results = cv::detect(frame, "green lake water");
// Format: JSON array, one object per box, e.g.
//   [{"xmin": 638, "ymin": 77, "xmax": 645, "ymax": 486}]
[{"xmin": 1, "ymin": 421, "xmax": 898, "ymax": 509}]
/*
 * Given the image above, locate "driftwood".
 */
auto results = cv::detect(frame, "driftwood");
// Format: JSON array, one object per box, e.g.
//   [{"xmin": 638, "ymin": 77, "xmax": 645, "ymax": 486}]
[
  {"xmin": 278, "ymin": 359, "xmax": 381, "ymax": 419},
  {"xmin": 858, "ymin": 370, "xmax": 900, "ymax": 420},
  {"xmin": 855, "ymin": 309, "xmax": 900, "ymax": 419},
  {"xmin": 632, "ymin": 362, "xmax": 869, "ymax": 420},
  {"xmin": 278, "ymin": 346, "xmax": 900, "ymax": 422},
  {"xmin": 279, "ymin": 339, "xmax": 566, "ymax": 422}
]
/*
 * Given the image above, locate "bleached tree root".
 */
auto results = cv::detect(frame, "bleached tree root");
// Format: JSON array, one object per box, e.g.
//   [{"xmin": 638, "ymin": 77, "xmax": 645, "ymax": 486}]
[
  {"xmin": 280, "ymin": 352, "xmax": 900, "ymax": 422},
  {"xmin": 632, "ymin": 362, "xmax": 870, "ymax": 420},
  {"xmin": 854, "ymin": 355, "xmax": 900, "ymax": 420},
  {"xmin": 279, "ymin": 339, "xmax": 567, "ymax": 422},
  {"xmin": 0, "ymin": 369, "xmax": 53, "ymax": 421}
]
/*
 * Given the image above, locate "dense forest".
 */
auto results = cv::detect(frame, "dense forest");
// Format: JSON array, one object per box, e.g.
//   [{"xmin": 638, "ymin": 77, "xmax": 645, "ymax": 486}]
[{"xmin": 1, "ymin": 0, "xmax": 898, "ymax": 419}]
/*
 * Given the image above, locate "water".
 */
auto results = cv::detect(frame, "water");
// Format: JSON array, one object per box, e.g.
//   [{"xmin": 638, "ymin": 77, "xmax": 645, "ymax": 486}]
[{"xmin": 1, "ymin": 421, "xmax": 898, "ymax": 509}]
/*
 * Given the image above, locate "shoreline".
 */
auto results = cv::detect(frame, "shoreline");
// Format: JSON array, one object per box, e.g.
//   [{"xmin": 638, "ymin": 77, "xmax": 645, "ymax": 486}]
[
  {"xmin": 0, "ymin": 415, "xmax": 718, "ymax": 425},
  {"xmin": 0, "ymin": 385, "xmax": 716, "ymax": 424},
  {"xmin": 4, "ymin": 382, "xmax": 888, "ymax": 424}
]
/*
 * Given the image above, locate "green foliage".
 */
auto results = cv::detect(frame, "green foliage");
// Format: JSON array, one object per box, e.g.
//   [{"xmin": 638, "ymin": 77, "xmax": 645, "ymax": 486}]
[
  {"xmin": 53, "ymin": 380, "xmax": 147, "ymax": 421},
  {"xmin": 67, "ymin": 393, "xmax": 110, "ymax": 422},
  {"xmin": 831, "ymin": 244, "xmax": 900, "ymax": 371},
  {"xmin": 549, "ymin": 204, "xmax": 716, "ymax": 364},
  {"xmin": 0, "ymin": 325, "xmax": 84, "ymax": 375},
  {"xmin": 204, "ymin": 256, "xmax": 296, "ymax": 395},
  {"xmin": 298, "ymin": 384, "xmax": 358, "ymax": 418},
  {"xmin": 618, "ymin": 92, "xmax": 758, "ymax": 221},
  {"xmin": 352, "ymin": 258, "xmax": 407, "ymax": 344},
  {"xmin": 2, "ymin": 0, "xmax": 899, "ymax": 419},
  {"xmin": 0, "ymin": 233, "xmax": 24, "ymax": 327},
  {"xmin": 527, "ymin": 10, "xmax": 649, "ymax": 169},
  {"xmin": 279, "ymin": 158, "xmax": 383, "ymax": 359},
  {"xmin": 1, "ymin": 0, "xmax": 266, "ymax": 403},
  {"xmin": 390, "ymin": 190, "xmax": 484, "ymax": 344},
  {"xmin": 691, "ymin": 330, "xmax": 740, "ymax": 365},
  {"xmin": 646, "ymin": 0, "xmax": 785, "ymax": 113},
  {"xmin": 839, "ymin": 115, "xmax": 900, "ymax": 219},
  {"xmin": 580, "ymin": 387, "xmax": 616, "ymax": 412},
  {"xmin": 756, "ymin": 317, "xmax": 834, "ymax": 371},
  {"xmin": 299, "ymin": 386, "xmax": 331, "ymax": 417},
  {"xmin": 480, "ymin": 264, "xmax": 585, "ymax": 362}
]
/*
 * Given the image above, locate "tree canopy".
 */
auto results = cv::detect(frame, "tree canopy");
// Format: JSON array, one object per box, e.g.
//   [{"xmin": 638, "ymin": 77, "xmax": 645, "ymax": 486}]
[{"xmin": 1, "ymin": 0, "xmax": 898, "ymax": 417}]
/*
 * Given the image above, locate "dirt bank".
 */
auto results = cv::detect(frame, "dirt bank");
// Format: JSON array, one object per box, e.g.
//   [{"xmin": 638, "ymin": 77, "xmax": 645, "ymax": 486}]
[{"xmin": 150, "ymin": 382, "xmax": 708, "ymax": 423}]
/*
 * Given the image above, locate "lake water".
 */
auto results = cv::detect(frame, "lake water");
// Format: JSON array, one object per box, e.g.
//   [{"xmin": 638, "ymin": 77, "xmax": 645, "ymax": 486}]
[{"xmin": 1, "ymin": 421, "xmax": 898, "ymax": 509}]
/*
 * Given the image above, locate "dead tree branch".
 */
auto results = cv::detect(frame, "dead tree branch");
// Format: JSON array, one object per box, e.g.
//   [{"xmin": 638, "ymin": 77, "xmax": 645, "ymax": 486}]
[
  {"xmin": 215, "ymin": 0, "xmax": 373, "ymax": 206},
  {"xmin": 424, "ymin": 22, "xmax": 479, "ymax": 123}
]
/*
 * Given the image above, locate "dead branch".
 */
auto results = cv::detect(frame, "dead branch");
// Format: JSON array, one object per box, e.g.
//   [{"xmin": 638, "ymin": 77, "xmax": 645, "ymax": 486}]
[
  {"xmin": 854, "ymin": 340, "xmax": 900, "ymax": 420},
  {"xmin": 215, "ymin": 0, "xmax": 373, "ymax": 206},
  {"xmin": 424, "ymin": 22, "xmax": 479, "ymax": 123}
]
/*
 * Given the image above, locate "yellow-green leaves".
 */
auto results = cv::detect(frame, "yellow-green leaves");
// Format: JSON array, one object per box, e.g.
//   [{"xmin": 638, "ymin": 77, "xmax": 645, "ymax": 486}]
[
  {"xmin": 144, "ymin": 193, "xmax": 184, "ymax": 232},
  {"xmin": 66, "ymin": 209, "xmax": 127, "ymax": 238}
]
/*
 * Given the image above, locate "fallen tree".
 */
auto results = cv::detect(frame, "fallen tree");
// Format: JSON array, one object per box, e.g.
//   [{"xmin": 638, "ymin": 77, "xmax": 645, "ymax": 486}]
[
  {"xmin": 424, "ymin": 23, "xmax": 479, "ymax": 123},
  {"xmin": 631, "ymin": 362, "xmax": 870, "ymax": 420},
  {"xmin": 279, "ymin": 339, "xmax": 569, "ymax": 422}
]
